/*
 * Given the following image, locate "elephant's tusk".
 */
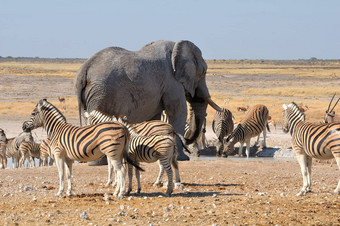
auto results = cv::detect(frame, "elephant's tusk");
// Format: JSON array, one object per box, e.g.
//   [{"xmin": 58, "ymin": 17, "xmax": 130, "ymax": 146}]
[{"xmin": 205, "ymin": 97, "xmax": 223, "ymax": 112}]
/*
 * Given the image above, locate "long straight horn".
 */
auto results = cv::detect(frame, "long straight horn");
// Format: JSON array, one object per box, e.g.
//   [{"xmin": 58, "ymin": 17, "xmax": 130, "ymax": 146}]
[
  {"xmin": 327, "ymin": 93, "xmax": 336, "ymax": 112},
  {"xmin": 330, "ymin": 97, "xmax": 340, "ymax": 113}
]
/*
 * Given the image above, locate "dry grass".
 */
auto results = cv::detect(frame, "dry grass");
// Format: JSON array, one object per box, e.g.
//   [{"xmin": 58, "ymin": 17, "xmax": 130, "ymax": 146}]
[
  {"xmin": 243, "ymin": 86, "xmax": 340, "ymax": 98},
  {"xmin": 206, "ymin": 59, "xmax": 340, "ymax": 78},
  {"xmin": 0, "ymin": 62, "xmax": 82, "ymax": 78},
  {"xmin": 0, "ymin": 97, "xmax": 79, "ymax": 117},
  {"xmin": 1, "ymin": 59, "xmax": 339, "ymax": 125}
]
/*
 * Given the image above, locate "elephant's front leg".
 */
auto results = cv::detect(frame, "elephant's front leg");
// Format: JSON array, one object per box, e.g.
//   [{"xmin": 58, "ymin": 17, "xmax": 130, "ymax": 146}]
[{"xmin": 162, "ymin": 88, "xmax": 189, "ymax": 161}]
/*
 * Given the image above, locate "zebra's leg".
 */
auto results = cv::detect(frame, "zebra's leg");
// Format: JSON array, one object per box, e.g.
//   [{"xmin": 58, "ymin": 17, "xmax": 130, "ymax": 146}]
[
  {"xmin": 238, "ymin": 142, "xmax": 244, "ymax": 157},
  {"xmin": 262, "ymin": 127, "xmax": 267, "ymax": 149},
  {"xmin": 54, "ymin": 155, "xmax": 65, "ymax": 197},
  {"xmin": 162, "ymin": 158, "xmax": 174, "ymax": 197},
  {"xmin": 295, "ymin": 152, "xmax": 310, "ymax": 196},
  {"xmin": 154, "ymin": 160, "xmax": 164, "ymax": 187},
  {"xmin": 172, "ymin": 157, "xmax": 184, "ymax": 190},
  {"xmin": 245, "ymin": 139, "xmax": 251, "ymax": 158},
  {"xmin": 216, "ymin": 140, "xmax": 223, "ymax": 156},
  {"xmin": 333, "ymin": 153, "xmax": 340, "ymax": 194},
  {"xmin": 135, "ymin": 165, "xmax": 142, "ymax": 194},
  {"xmin": 105, "ymin": 159, "xmax": 113, "ymax": 187},
  {"xmin": 64, "ymin": 158, "xmax": 73, "ymax": 197},
  {"xmin": 110, "ymin": 159, "xmax": 126, "ymax": 199},
  {"xmin": 306, "ymin": 156, "xmax": 313, "ymax": 193},
  {"xmin": 19, "ymin": 154, "xmax": 25, "ymax": 168},
  {"xmin": 126, "ymin": 163, "xmax": 134, "ymax": 194}
]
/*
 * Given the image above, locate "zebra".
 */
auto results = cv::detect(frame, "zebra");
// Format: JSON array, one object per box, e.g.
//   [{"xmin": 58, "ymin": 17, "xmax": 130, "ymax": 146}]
[
  {"xmin": 223, "ymin": 104, "xmax": 270, "ymax": 158},
  {"xmin": 161, "ymin": 110, "xmax": 204, "ymax": 156},
  {"xmin": 282, "ymin": 102, "xmax": 340, "ymax": 195},
  {"xmin": 0, "ymin": 130, "xmax": 33, "ymax": 168},
  {"xmin": 18, "ymin": 141, "xmax": 41, "ymax": 167},
  {"xmin": 85, "ymin": 110, "xmax": 190, "ymax": 196},
  {"xmin": 22, "ymin": 99, "xmax": 142, "ymax": 198},
  {"xmin": 40, "ymin": 138, "xmax": 54, "ymax": 166},
  {"xmin": 0, "ymin": 129, "xmax": 7, "ymax": 169},
  {"xmin": 212, "ymin": 108, "xmax": 234, "ymax": 156}
]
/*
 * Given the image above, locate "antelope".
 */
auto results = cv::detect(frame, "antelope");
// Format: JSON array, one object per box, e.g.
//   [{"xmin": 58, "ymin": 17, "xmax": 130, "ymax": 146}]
[
  {"xmin": 298, "ymin": 103, "xmax": 309, "ymax": 113},
  {"xmin": 58, "ymin": 96, "xmax": 66, "ymax": 113},
  {"xmin": 237, "ymin": 105, "xmax": 249, "ymax": 113},
  {"xmin": 324, "ymin": 93, "xmax": 340, "ymax": 123}
]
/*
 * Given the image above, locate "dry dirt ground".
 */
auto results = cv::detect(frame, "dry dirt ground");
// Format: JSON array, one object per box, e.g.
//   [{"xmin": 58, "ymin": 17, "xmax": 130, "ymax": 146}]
[{"xmin": 0, "ymin": 72, "xmax": 339, "ymax": 225}]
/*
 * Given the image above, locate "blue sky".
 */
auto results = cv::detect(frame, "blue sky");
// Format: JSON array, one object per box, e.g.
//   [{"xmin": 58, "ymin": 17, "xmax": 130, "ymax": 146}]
[{"xmin": 1, "ymin": 0, "xmax": 339, "ymax": 59}]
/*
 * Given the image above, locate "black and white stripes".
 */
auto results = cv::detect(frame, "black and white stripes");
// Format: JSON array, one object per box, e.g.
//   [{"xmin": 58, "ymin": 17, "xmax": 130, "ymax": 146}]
[
  {"xmin": 282, "ymin": 102, "xmax": 340, "ymax": 195},
  {"xmin": 22, "ymin": 99, "xmax": 139, "ymax": 199}
]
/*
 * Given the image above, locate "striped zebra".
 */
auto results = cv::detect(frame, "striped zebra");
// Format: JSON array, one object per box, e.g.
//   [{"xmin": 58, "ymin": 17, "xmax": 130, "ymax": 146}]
[
  {"xmin": 161, "ymin": 110, "xmax": 205, "ymax": 156},
  {"xmin": 212, "ymin": 108, "xmax": 234, "ymax": 156},
  {"xmin": 18, "ymin": 141, "xmax": 41, "ymax": 167},
  {"xmin": 85, "ymin": 110, "xmax": 189, "ymax": 196},
  {"xmin": 223, "ymin": 104, "xmax": 270, "ymax": 158},
  {"xmin": 40, "ymin": 138, "xmax": 54, "ymax": 166},
  {"xmin": 0, "ymin": 130, "xmax": 33, "ymax": 168},
  {"xmin": 282, "ymin": 102, "xmax": 340, "ymax": 195},
  {"xmin": 0, "ymin": 129, "xmax": 7, "ymax": 169},
  {"xmin": 22, "ymin": 99, "xmax": 141, "ymax": 198}
]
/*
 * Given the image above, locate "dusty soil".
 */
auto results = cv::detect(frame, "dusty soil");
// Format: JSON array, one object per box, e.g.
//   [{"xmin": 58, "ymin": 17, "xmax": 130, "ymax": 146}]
[{"xmin": 0, "ymin": 71, "xmax": 340, "ymax": 225}]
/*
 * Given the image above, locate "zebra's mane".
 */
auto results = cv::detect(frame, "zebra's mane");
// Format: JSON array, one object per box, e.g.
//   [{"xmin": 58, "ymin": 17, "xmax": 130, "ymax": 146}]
[
  {"xmin": 40, "ymin": 100, "xmax": 67, "ymax": 122},
  {"xmin": 288, "ymin": 102, "xmax": 305, "ymax": 121}
]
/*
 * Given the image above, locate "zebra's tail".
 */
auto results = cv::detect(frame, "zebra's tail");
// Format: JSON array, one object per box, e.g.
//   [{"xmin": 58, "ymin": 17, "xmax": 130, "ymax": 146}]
[
  {"xmin": 122, "ymin": 128, "xmax": 144, "ymax": 172},
  {"xmin": 175, "ymin": 132, "xmax": 191, "ymax": 154}
]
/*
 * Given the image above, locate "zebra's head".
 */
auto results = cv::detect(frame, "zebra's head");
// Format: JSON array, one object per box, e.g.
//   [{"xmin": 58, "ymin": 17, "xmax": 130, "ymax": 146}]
[
  {"xmin": 23, "ymin": 99, "xmax": 66, "ymax": 132},
  {"xmin": 222, "ymin": 128, "xmax": 240, "ymax": 157},
  {"xmin": 282, "ymin": 102, "xmax": 305, "ymax": 134},
  {"xmin": 0, "ymin": 128, "xmax": 7, "ymax": 143}
]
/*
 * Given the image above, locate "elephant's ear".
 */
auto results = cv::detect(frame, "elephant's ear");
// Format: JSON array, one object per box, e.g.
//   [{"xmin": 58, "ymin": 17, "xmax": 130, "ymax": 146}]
[{"xmin": 171, "ymin": 40, "xmax": 207, "ymax": 97}]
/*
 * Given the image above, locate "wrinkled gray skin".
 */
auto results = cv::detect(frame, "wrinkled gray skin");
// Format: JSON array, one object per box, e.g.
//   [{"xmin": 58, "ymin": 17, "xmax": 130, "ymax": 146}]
[{"xmin": 74, "ymin": 40, "xmax": 222, "ymax": 160}]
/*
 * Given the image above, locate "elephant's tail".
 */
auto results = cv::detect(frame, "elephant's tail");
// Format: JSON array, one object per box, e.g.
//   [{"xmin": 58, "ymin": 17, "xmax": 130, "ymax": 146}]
[{"xmin": 74, "ymin": 61, "xmax": 90, "ymax": 126}]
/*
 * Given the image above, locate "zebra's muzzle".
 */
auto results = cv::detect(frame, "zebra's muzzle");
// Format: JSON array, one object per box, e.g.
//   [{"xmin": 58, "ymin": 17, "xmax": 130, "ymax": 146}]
[{"xmin": 22, "ymin": 121, "xmax": 33, "ymax": 132}]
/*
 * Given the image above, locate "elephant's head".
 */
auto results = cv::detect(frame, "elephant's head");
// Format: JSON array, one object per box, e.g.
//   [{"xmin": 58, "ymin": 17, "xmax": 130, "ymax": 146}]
[{"xmin": 171, "ymin": 40, "xmax": 222, "ymax": 144}]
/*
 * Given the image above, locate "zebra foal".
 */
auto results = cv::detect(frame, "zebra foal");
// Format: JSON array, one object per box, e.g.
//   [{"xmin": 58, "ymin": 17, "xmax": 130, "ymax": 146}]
[
  {"xmin": 22, "ymin": 99, "xmax": 141, "ymax": 198},
  {"xmin": 212, "ymin": 108, "xmax": 234, "ymax": 156},
  {"xmin": 223, "ymin": 104, "xmax": 270, "ymax": 158},
  {"xmin": 0, "ymin": 129, "xmax": 33, "ymax": 168},
  {"xmin": 85, "ymin": 110, "xmax": 188, "ymax": 196},
  {"xmin": 18, "ymin": 141, "xmax": 42, "ymax": 167},
  {"xmin": 282, "ymin": 102, "xmax": 340, "ymax": 195}
]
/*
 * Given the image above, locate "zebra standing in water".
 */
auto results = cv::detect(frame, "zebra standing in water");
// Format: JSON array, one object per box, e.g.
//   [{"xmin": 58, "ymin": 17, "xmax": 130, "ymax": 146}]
[
  {"xmin": 40, "ymin": 138, "xmax": 54, "ymax": 166},
  {"xmin": 223, "ymin": 104, "xmax": 270, "ymax": 158},
  {"xmin": 18, "ymin": 141, "xmax": 42, "ymax": 167},
  {"xmin": 282, "ymin": 102, "xmax": 340, "ymax": 195},
  {"xmin": 22, "ymin": 99, "xmax": 141, "ymax": 198},
  {"xmin": 212, "ymin": 108, "xmax": 234, "ymax": 156},
  {"xmin": 85, "ymin": 110, "xmax": 189, "ymax": 196}
]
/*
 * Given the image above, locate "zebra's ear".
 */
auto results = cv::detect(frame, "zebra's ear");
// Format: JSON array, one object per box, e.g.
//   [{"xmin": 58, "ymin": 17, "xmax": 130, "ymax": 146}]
[{"xmin": 282, "ymin": 104, "xmax": 287, "ymax": 110}]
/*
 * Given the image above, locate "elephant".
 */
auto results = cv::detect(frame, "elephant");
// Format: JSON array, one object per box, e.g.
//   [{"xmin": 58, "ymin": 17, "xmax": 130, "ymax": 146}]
[{"xmin": 74, "ymin": 40, "xmax": 222, "ymax": 161}]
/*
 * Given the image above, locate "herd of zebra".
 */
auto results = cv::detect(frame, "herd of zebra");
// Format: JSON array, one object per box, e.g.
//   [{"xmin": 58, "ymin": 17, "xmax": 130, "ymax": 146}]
[{"xmin": 0, "ymin": 94, "xmax": 340, "ymax": 198}]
